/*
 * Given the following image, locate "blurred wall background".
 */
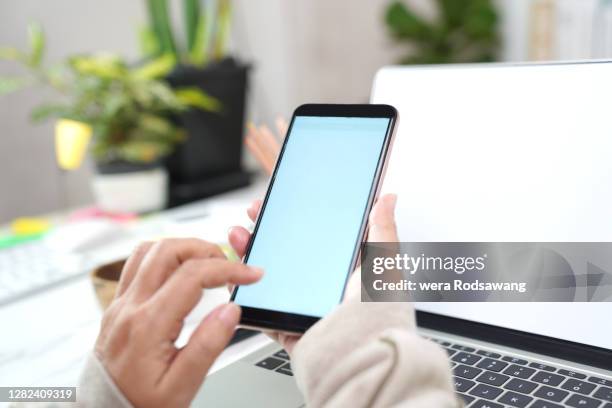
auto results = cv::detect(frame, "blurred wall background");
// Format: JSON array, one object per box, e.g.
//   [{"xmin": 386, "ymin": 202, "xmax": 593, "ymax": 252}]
[{"xmin": 0, "ymin": 0, "xmax": 602, "ymax": 222}]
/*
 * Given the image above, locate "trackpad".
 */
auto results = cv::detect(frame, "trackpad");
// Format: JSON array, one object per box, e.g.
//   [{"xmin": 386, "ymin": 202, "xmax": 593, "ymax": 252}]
[{"xmin": 192, "ymin": 358, "xmax": 304, "ymax": 407}]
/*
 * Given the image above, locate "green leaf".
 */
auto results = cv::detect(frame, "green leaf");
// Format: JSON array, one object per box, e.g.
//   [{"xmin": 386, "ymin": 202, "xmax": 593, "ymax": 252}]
[
  {"xmin": 464, "ymin": 0, "xmax": 499, "ymax": 38},
  {"xmin": 119, "ymin": 139, "xmax": 172, "ymax": 163},
  {"xmin": 437, "ymin": 0, "xmax": 470, "ymax": 27},
  {"xmin": 102, "ymin": 93, "xmax": 129, "ymax": 119},
  {"xmin": 139, "ymin": 25, "xmax": 161, "ymax": 57},
  {"xmin": 0, "ymin": 77, "xmax": 29, "ymax": 95},
  {"xmin": 131, "ymin": 54, "xmax": 176, "ymax": 81},
  {"xmin": 175, "ymin": 87, "xmax": 221, "ymax": 111},
  {"xmin": 70, "ymin": 54, "xmax": 126, "ymax": 79},
  {"xmin": 27, "ymin": 22, "xmax": 45, "ymax": 67},
  {"xmin": 138, "ymin": 113, "xmax": 174, "ymax": 135},
  {"xmin": 184, "ymin": 0, "xmax": 201, "ymax": 54},
  {"xmin": 385, "ymin": 1, "xmax": 432, "ymax": 41},
  {"xmin": 30, "ymin": 103, "xmax": 68, "ymax": 122},
  {"xmin": 189, "ymin": 11, "xmax": 208, "ymax": 66},
  {"xmin": 147, "ymin": 81, "xmax": 184, "ymax": 110},
  {"xmin": 146, "ymin": 0, "xmax": 178, "ymax": 58},
  {"xmin": 213, "ymin": 0, "xmax": 232, "ymax": 60},
  {"xmin": 385, "ymin": 0, "xmax": 499, "ymax": 65}
]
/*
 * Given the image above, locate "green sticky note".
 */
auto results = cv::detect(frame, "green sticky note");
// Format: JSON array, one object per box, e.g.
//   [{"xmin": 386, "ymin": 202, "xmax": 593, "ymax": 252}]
[{"xmin": 0, "ymin": 232, "xmax": 45, "ymax": 249}]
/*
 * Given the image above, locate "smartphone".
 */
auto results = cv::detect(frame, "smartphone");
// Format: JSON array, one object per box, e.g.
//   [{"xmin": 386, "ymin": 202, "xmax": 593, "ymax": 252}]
[{"xmin": 230, "ymin": 104, "xmax": 398, "ymax": 333}]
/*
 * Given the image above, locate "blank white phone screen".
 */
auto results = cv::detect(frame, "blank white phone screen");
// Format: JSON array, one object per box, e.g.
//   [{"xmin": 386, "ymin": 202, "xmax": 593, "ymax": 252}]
[{"xmin": 233, "ymin": 116, "xmax": 390, "ymax": 317}]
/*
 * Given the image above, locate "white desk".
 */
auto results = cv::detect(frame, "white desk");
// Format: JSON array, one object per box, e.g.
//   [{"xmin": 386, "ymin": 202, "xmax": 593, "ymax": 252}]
[{"xmin": 0, "ymin": 181, "xmax": 272, "ymax": 405}]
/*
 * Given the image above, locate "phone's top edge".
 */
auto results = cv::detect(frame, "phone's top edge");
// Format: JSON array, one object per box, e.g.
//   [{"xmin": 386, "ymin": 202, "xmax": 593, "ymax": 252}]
[{"xmin": 294, "ymin": 103, "xmax": 397, "ymax": 118}]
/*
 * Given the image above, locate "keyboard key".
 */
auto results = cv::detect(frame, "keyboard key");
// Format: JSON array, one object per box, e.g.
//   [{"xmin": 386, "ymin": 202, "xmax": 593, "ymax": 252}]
[
  {"xmin": 477, "ymin": 350, "xmax": 502, "ymax": 359},
  {"xmin": 594, "ymin": 386, "xmax": 612, "ymax": 402},
  {"xmin": 530, "ymin": 399, "xmax": 564, "ymax": 408},
  {"xmin": 505, "ymin": 378, "xmax": 538, "ymax": 394},
  {"xmin": 504, "ymin": 364, "xmax": 536, "ymax": 379},
  {"xmin": 477, "ymin": 358, "xmax": 508, "ymax": 372},
  {"xmin": 604, "ymin": 404, "xmax": 612, "ymax": 408},
  {"xmin": 454, "ymin": 364, "xmax": 483, "ymax": 380},
  {"xmin": 529, "ymin": 362, "xmax": 556, "ymax": 372},
  {"xmin": 431, "ymin": 338, "xmax": 452, "ymax": 347},
  {"xmin": 558, "ymin": 370, "xmax": 587, "ymax": 380},
  {"xmin": 469, "ymin": 383, "xmax": 503, "ymax": 400},
  {"xmin": 503, "ymin": 356, "xmax": 528, "ymax": 365},
  {"xmin": 457, "ymin": 393, "xmax": 475, "ymax": 405},
  {"xmin": 566, "ymin": 394, "xmax": 603, "ymax": 408},
  {"xmin": 532, "ymin": 371, "xmax": 565, "ymax": 387},
  {"xmin": 471, "ymin": 399, "xmax": 503, "ymax": 408},
  {"xmin": 276, "ymin": 363, "xmax": 293, "ymax": 376},
  {"xmin": 452, "ymin": 352, "xmax": 481, "ymax": 365},
  {"xmin": 453, "ymin": 376, "xmax": 476, "ymax": 392},
  {"xmin": 255, "ymin": 357, "xmax": 285, "ymax": 370},
  {"xmin": 476, "ymin": 371, "xmax": 510, "ymax": 387},
  {"xmin": 273, "ymin": 350, "xmax": 290, "ymax": 360},
  {"xmin": 444, "ymin": 348, "xmax": 457, "ymax": 357},
  {"xmin": 562, "ymin": 378, "xmax": 597, "ymax": 395},
  {"xmin": 589, "ymin": 377, "xmax": 612, "ymax": 387},
  {"xmin": 499, "ymin": 391, "xmax": 533, "ymax": 407},
  {"xmin": 452, "ymin": 344, "xmax": 476, "ymax": 353},
  {"xmin": 534, "ymin": 386, "xmax": 569, "ymax": 402}
]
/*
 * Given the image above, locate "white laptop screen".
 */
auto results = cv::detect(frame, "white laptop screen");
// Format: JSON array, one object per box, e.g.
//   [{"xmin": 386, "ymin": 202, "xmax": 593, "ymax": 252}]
[{"xmin": 371, "ymin": 61, "xmax": 612, "ymax": 351}]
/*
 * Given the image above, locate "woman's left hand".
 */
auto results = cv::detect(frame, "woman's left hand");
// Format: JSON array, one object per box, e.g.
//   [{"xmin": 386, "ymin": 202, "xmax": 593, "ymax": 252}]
[{"xmin": 226, "ymin": 193, "xmax": 399, "ymax": 353}]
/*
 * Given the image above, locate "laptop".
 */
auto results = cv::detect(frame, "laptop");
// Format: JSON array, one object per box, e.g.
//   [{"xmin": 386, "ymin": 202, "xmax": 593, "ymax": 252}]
[{"xmin": 194, "ymin": 61, "xmax": 612, "ymax": 407}]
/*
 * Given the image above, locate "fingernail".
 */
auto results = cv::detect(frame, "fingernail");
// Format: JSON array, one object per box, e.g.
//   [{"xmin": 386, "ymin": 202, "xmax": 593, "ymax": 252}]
[
  {"xmin": 249, "ymin": 266, "xmax": 264, "ymax": 277},
  {"xmin": 217, "ymin": 303, "xmax": 240, "ymax": 327}
]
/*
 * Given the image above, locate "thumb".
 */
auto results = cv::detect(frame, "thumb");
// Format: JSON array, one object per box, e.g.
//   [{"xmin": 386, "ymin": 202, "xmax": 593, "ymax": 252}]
[
  {"xmin": 161, "ymin": 303, "xmax": 241, "ymax": 403},
  {"xmin": 368, "ymin": 194, "xmax": 398, "ymax": 242}
]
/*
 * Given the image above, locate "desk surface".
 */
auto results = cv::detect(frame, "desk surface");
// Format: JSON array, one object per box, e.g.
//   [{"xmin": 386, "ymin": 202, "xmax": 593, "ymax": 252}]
[{"xmin": 0, "ymin": 181, "xmax": 271, "ymax": 404}]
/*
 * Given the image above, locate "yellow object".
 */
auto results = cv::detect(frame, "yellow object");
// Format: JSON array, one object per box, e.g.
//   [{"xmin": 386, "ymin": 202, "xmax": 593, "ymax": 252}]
[
  {"xmin": 55, "ymin": 119, "xmax": 92, "ymax": 170},
  {"xmin": 11, "ymin": 217, "xmax": 50, "ymax": 235}
]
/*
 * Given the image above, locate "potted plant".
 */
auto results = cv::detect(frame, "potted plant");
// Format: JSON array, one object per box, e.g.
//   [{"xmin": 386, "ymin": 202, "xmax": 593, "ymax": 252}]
[
  {"xmin": 385, "ymin": 0, "xmax": 500, "ymax": 64},
  {"xmin": 141, "ymin": 0, "xmax": 251, "ymax": 206},
  {"xmin": 0, "ymin": 23, "xmax": 218, "ymax": 213}
]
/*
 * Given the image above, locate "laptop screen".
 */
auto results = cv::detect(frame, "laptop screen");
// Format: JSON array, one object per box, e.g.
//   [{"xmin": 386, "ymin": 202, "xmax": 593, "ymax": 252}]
[{"xmin": 371, "ymin": 61, "xmax": 612, "ymax": 351}]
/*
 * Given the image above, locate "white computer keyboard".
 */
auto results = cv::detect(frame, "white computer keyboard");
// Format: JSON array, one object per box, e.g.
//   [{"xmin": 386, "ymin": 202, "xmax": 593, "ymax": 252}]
[{"xmin": 0, "ymin": 240, "xmax": 130, "ymax": 306}]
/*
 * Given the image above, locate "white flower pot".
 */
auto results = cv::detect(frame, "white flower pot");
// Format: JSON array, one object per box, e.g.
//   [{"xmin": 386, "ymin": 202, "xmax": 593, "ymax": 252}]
[{"xmin": 92, "ymin": 166, "xmax": 168, "ymax": 213}]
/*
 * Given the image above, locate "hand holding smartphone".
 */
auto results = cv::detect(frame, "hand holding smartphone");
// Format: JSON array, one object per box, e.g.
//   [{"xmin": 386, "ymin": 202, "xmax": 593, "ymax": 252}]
[{"xmin": 231, "ymin": 104, "xmax": 398, "ymax": 333}]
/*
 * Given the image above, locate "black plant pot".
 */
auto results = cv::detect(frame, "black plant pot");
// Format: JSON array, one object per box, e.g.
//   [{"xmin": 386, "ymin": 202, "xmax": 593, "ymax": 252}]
[{"xmin": 165, "ymin": 57, "xmax": 251, "ymax": 207}]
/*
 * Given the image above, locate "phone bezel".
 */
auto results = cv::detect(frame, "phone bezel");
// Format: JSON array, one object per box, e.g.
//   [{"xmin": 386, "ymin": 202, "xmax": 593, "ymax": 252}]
[{"xmin": 230, "ymin": 104, "xmax": 398, "ymax": 333}]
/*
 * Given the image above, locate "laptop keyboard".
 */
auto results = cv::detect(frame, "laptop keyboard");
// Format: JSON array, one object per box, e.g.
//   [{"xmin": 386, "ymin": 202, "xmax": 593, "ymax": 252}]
[
  {"xmin": 255, "ymin": 349, "xmax": 293, "ymax": 376},
  {"xmin": 426, "ymin": 336, "xmax": 612, "ymax": 408},
  {"xmin": 254, "ymin": 339, "xmax": 612, "ymax": 408}
]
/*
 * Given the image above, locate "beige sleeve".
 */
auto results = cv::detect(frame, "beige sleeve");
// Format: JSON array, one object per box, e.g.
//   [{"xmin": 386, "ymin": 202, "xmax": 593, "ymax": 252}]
[
  {"xmin": 76, "ymin": 353, "xmax": 133, "ymax": 408},
  {"xmin": 292, "ymin": 301, "xmax": 461, "ymax": 408}
]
